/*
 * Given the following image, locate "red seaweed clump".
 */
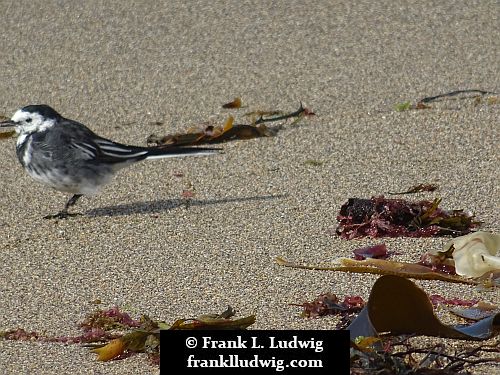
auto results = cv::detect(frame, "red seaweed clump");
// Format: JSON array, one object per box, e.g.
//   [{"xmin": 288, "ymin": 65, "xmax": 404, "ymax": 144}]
[{"xmin": 336, "ymin": 196, "xmax": 478, "ymax": 239}]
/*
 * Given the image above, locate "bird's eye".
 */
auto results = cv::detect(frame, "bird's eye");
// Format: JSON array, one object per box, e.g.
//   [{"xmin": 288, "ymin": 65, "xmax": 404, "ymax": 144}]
[{"xmin": 25, "ymin": 118, "xmax": 32, "ymax": 123}]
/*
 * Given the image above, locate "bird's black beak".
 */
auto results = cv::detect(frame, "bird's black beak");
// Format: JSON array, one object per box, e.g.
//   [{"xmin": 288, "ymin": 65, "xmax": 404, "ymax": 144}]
[{"xmin": 0, "ymin": 119, "xmax": 15, "ymax": 128}]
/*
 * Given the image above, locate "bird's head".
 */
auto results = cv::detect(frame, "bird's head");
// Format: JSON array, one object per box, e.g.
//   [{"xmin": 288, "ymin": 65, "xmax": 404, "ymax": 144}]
[{"xmin": 0, "ymin": 104, "xmax": 61, "ymax": 134}]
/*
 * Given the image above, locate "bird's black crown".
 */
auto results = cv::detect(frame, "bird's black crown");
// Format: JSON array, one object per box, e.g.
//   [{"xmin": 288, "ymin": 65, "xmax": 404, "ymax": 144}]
[{"xmin": 21, "ymin": 104, "xmax": 62, "ymax": 120}]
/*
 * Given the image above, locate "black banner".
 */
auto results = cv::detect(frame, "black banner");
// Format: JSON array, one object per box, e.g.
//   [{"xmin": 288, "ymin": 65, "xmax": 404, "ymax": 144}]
[{"xmin": 160, "ymin": 330, "xmax": 349, "ymax": 374}]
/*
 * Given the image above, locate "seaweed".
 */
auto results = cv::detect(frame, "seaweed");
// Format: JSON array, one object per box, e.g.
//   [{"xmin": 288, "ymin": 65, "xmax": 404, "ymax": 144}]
[{"xmin": 336, "ymin": 196, "xmax": 479, "ymax": 239}]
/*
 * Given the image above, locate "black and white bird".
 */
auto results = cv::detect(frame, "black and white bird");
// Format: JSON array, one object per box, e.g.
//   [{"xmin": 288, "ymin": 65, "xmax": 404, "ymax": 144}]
[{"xmin": 0, "ymin": 104, "xmax": 219, "ymax": 219}]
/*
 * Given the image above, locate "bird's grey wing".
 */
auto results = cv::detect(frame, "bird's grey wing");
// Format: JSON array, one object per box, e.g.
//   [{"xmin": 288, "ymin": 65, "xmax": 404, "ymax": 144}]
[
  {"xmin": 54, "ymin": 119, "xmax": 148, "ymax": 164},
  {"xmin": 35, "ymin": 120, "xmax": 101, "ymax": 161}
]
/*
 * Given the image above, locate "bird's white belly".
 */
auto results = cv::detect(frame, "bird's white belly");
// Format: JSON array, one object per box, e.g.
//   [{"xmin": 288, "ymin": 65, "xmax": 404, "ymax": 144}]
[{"xmin": 25, "ymin": 166, "xmax": 112, "ymax": 195}]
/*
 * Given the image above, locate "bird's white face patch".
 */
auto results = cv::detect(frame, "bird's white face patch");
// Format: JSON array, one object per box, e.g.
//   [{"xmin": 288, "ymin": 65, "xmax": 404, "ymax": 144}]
[{"xmin": 11, "ymin": 109, "xmax": 55, "ymax": 134}]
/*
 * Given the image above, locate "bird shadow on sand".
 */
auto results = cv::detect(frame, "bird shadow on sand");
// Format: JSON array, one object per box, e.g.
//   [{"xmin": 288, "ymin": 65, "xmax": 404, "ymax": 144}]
[{"xmin": 85, "ymin": 194, "xmax": 285, "ymax": 217}]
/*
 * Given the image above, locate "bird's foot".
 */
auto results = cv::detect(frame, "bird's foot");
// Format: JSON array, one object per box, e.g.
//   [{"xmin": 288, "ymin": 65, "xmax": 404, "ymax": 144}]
[{"xmin": 43, "ymin": 211, "xmax": 81, "ymax": 220}]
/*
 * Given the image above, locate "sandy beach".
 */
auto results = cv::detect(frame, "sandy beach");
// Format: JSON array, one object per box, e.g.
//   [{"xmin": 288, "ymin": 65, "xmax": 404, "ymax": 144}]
[{"xmin": 0, "ymin": 1, "xmax": 498, "ymax": 374}]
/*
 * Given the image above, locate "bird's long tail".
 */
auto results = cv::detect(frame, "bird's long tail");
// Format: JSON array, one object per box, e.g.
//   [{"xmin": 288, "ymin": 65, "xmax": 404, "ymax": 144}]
[
  {"xmin": 144, "ymin": 146, "xmax": 220, "ymax": 160},
  {"xmin": 93, "ymin": 138, "xmax": 220, "ymax": 163}
]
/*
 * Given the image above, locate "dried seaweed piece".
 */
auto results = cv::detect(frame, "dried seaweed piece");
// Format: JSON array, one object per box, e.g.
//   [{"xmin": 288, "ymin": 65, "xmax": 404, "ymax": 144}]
[
  {"xmin": 415, "ymin": 102, "xmax": 431, "ymax": 110},
  {"xmin": 1, "ymin": 310, "xmax": 127, "ymax": 346},
  {"xmin": 487, "ymin": 96, "xmax": 499, "ymax": 105},
  {"xmin": 336, "ymin": 196, "xmax": 479, "ymax": 239},
  {"xmin": 276, "ymin": 256, "xmax": 479, "ymax": 284},
  {"xmin": 293, "ymin": 293, "xmax": 365, "ymax": 318},
  {"xmin": 395, "ymin": 101, "xmax": 431, "ymax": 111},
  {"xmin": 293, "ymin": 293, "xmax": 339, "ymax": 318},
  {"xmin": 1, "ymin": 328, "xmax": 41, "ymax": 341},
  {"xmin": 419, "ymin": 89, "xmax": 498, "ymax": 104},
  {"xmin": 250, "ymin": 103, "xmax": 315, "ymax": 126},
  {"xmin": 80, "ymin": 306, "xmax": 141, "ymax": 332},
  {"xmin": 92, "ymin": 338, "xmax": 127, "ymax": 361},
  {"xmin": 147, "ymin": 119, "xmax": 272, "ymax": 146},
  {"xmin": 147, "ymin": 103, "xmax": 314, "ymax": 147},
  {"xmin": 418, "ymin": 252, "xmax": 457, "ymax": 275},
  {"xmin": 395, "ymin": 90, "xmax": 498, "ymax": 112},
  {"xmin": 293, "ymin": 293, "xmax": 365, "ymax": 329},
  {"xmin": 0, "ymin": 114, "xmax": 15, "ymax": 139},
  {"xmin": 429, "ymin": 295, "xmax": 478, "ymax": 307},
  {"xmin": 388, "ymin": 184, "xmax": 438, "ymax": 195},
  {"xmin": 395, "ymin": 101, "xmax": 412, "ymax": 112},
  {"xmin": 0, "ymin": 130, "xmax": 15, "ymax": 139},
  {"xmin": 169, "ymin": 314, "xmax": 256, "ymax": 330},
  {"xmin": 344, "ymin": 296, "xmax": 365, "ymax": 309},
  {"xmin": 222, "ymin": 97, "xmax": 242, "ymax": 109},
  {"xmin": 244, "ymin": 110, "xmax": 283, "ymax": 117},
  {"xmin": 304, "ymin": 159, "xmax": 323, "ymax": 167}
]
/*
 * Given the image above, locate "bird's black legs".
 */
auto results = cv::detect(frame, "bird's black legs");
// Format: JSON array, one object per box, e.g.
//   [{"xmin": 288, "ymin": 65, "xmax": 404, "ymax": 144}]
[{"xmin": 44, "ymin": 194, "xmax": 83, "ymax": 219}]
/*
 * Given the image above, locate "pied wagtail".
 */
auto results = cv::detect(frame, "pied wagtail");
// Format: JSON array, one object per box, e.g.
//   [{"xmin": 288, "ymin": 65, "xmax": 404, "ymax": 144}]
[{"xmin": 0, "ymin": 104, "xmax": 219, "ymax": 219}]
